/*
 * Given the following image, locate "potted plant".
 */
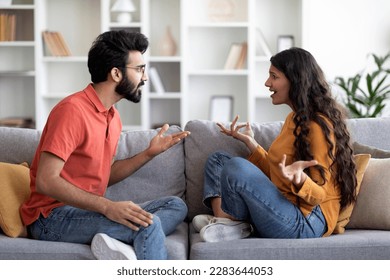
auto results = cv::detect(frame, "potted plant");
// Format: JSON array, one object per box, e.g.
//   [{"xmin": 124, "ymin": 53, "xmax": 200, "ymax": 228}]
[{"xmin": 334, "ymin": 52, "xmax": 390, "ymax": 118}]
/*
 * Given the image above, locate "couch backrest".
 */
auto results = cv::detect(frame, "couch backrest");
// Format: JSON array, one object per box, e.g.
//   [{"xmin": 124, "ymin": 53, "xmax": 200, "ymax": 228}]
[
  {"xmin": 105, "ymin": 125, "xmax": 186, "ymax": 203},
  {"xmin": 184, "ymin": 120, "xmax": 284, "ymax": 219},
  {"xmin": 1, "ymin": 117, "xmax": 390, "ymax": 220},
  {"xmin": 0, "ymin": 126, "xmax": 186, "ymax": 205},
  {"xmin": 0, "ymin": 127, "xmax": 41, "ymax": 165},
  {"xmin": 184, "ymin": 117, "xmax": 390, "ymax": 219},
  {"xmin": 347, "ymin": 117, "xmax": 390, "ymax": 150}
]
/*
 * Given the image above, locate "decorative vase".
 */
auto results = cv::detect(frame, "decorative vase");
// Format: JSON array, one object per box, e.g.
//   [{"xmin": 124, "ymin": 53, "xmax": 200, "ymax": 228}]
[
  {"xmin": 207, "ymin": 0, "xmax": 235, "ymax": 22},
  {"xmin": 158, "ymin": 26, "xmax": 177, "ymax": 56}
]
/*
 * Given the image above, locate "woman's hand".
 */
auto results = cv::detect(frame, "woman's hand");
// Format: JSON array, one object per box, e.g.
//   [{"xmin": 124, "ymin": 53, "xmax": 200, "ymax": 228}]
[
  {"xmin": 278, "ymin": 154, "xmax": 318, "ymax": 188},
  {"xmin": 217, "ymin": 115, "xmax": 258, "ymax": 151}
]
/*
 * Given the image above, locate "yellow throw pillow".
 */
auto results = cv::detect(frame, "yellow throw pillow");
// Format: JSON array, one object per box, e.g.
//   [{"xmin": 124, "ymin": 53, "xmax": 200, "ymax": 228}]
[
  {"xmin": 333, "ymin": 154, "xmax": 371, "ymax": 234},
  {"xmin": 0, "ymin": 162, "xmax": 31, "ymax": 238}
]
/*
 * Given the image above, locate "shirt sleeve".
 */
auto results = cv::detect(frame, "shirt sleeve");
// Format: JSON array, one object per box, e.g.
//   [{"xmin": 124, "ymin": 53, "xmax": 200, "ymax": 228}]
[
  {"xmin": 247, "ymin": 145, "xmax": 271, "ymax": 177},
  {"xmin": 40, "ymin": 101, "xmax": 85, "ymax": 162}
]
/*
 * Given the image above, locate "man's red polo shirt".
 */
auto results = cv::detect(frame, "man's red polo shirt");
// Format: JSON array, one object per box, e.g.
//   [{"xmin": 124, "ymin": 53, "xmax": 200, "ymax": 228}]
[{"xmin": 20, "ymin": 84, "xmax": 122, "ymax": 226}]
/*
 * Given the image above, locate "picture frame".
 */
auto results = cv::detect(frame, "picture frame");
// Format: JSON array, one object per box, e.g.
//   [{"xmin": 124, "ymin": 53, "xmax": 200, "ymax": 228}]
[
  {"xmin": 209, "ymin": 96, "xmax": 233, "ymax": 122},
  {"xmin": 277, "ymin": 35, "xmax": 294, "ymax": 53}
]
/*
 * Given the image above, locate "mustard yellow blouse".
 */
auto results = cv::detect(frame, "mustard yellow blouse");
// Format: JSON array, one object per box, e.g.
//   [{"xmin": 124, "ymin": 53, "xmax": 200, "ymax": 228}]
[{"xmin": 247, "ymin": 112, "xmax": 340, "ymax": 237}]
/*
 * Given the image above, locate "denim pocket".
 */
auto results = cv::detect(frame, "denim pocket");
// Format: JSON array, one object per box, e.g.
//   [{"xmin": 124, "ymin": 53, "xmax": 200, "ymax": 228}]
[
  {"xmin": 29, "ymin": 214, "xmax": 61, "ymax": 241},
  {"xmin": 306, "ymin": 206, "xmax": 327, "ymax": 237}
]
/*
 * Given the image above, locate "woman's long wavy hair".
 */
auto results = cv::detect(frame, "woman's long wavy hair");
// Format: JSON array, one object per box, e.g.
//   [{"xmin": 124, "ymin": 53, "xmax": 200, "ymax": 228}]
[{"xmin": 270, "ymin": 48, "xmax": 357, "ymax": 209}]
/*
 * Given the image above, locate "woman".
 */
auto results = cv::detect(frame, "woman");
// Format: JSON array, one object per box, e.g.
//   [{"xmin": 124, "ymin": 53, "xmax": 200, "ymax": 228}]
[{"xmin": 194, "ymin": 47, "xmax": 357, "ymax": 242}]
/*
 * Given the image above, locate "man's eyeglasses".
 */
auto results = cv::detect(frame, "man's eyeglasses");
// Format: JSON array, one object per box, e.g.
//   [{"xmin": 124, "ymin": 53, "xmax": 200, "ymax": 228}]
[{"xmin": 125, "ymin": 64, "xmax": 146, "ymax": 75}]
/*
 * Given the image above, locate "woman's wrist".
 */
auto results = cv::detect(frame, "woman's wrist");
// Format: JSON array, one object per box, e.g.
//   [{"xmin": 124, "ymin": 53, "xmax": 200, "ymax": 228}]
[{"xmin": 246, "ymin": 137, "xmax": 259, "ymax": 153}]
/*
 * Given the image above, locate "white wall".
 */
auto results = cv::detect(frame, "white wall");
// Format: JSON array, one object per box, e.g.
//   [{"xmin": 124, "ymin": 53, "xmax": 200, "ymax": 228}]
[{"xmin": 302, "ymin": 0, "xmax": 390, "ymax": 116}]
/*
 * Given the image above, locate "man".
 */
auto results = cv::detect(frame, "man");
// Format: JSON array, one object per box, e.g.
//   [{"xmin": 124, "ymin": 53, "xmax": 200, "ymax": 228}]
[{"xmin": 20, "ymin": 30, "xmax": 189, "ymax": 260}]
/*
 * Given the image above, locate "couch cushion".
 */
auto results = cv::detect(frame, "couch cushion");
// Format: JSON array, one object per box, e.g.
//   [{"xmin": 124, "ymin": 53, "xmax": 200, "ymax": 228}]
[
  {"xmin": 184, "ymin": 120, "xmax": 283, "ymax": 219},
  {"xmin": 353, "ymin": 142, "xmax": 390, "ymax": 158},
  {"xmin": 347, "ymin": 158, "xmax": 390, "ymax": 230},
  {"xmin": 0, "ymin": 162, "xmax": 30, "ymax": 238},
  {"xmin": 105, "ymin": 125, "xmax": 186, "ymax": 203},
  {"xmin": 347, "ymin": 117, "xmax": 390, "ymax": 150},
  {"xmin": 0, "ymin": 222, "xmax": 188, "ymax": 260},
  {"xmin": 189, "ymin": 227, "xmax": 390, "ymax": 259},
  {"xmin": 333, "ymin": 154, "xmax": 371, "ymax": 234},
  {"xmin": 0, "ymin": 127, "xmax": 41, "ymax": 165}
]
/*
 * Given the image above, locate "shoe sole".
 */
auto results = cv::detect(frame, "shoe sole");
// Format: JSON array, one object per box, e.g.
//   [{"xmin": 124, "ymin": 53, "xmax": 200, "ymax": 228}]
[
  {"xmin": 200, "ymin": 222, "xmax": 253, "ymax": 243},
  {"xmin": 192, "ymin": 214, "xmax": 214, "ymax": 232},
  {"xmin": 91, "ymin": 233, "xmax": 137, "ymax": 260}
]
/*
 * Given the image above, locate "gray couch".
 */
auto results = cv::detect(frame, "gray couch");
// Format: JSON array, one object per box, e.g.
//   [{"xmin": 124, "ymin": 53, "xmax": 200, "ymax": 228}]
[{"xmin": 1, "ymin": 117, "xmax": 390, "ymax": 260}]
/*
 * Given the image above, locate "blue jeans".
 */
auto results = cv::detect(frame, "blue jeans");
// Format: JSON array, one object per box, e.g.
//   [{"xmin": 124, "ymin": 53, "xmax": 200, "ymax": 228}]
[
  {"xmin": 28, "ymin": 196, "xmax": 187, "ymax": 259},
  {"xmin": 203, "ymin": 151, "xmax": 327, "ymax": 238}
]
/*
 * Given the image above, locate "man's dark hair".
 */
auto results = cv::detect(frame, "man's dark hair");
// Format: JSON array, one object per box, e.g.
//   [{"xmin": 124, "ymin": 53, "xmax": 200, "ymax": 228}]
[{"xmin": 88, "ymin": 30, "xmax": 149, "ymax": 83}]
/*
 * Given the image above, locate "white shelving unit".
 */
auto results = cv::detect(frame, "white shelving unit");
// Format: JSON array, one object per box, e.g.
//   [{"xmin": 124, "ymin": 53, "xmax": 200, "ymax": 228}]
[
  {"xmin": 0, "ymin": 0, "xmax": 303, "ymax": 131},
  {"xmin": 0, "ymin": 0, "xmax": 35, "ymax": 126}
]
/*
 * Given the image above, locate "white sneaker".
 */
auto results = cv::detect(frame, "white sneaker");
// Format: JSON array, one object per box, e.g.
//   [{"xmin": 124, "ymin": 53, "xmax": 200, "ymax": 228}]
[
  {"xmin": 91, "ymin": 233, "xmax": 137, "ymax": 260},
  {"xmin": 192, "ymin": 214, "xmax": 214, "ymax": 232},
  {"xmin": 200, "ymin": 219, "xmax": 253, "ymax": 243}
]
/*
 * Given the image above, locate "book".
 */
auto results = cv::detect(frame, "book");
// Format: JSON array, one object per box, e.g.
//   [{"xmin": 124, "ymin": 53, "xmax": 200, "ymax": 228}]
[
  {"xmin": 0, "ymin": 13, "xmax": 16, "ymax": 41},
  {"xmin": 42, "ymin": 31, "xmax": 57, "ymax": 56},
  {"xmin": 224, "ymin": 43, "xmax": 242, "ymax": 70},
  {"xmin": 149, "ymin": 67, "xmax": 165, "ymax": 94},
  {"xmin": 42, "ymin": 31, "xmax": 71, "ymax": 56},
  {"xmin": 0, "ymin": 117, "xmax": 35, "ymax": 128},
  {"xmin": 256, "ymin": 28, "xmax": 272, "ymax": 57},
  {"xmin": 235, "ymin": 42, "xmax": 247, "ymax": 69},
  {"xmin": 55, "ymin": 32, "xmax": 72, "ymax": 56}
]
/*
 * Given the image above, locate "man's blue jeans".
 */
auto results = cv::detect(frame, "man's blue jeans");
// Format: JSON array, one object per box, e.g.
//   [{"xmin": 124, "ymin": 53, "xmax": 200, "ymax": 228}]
[
  {"xmin": 203, "ymin": 151, "xmax": 327, "ymax": 238},
  {"xmin": 27, "ymin": 196, "xmax": 187, "ymax": 259}
]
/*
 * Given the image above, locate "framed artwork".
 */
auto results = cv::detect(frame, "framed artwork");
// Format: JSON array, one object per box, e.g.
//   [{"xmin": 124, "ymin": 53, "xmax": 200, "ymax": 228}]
[
  {"xmin": 277, "ymin": 35, "xmax": 294, "ymax": 53},
  {"xmin": 209, "ymin": 96, "xmax": 233, "ymax": 122}
]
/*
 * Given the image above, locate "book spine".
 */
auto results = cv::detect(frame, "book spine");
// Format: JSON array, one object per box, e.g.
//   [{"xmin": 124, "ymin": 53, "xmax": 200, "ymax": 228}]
[
  {"xmin": 42, "ymin": 31, "xmax": 55, "ymax": 56},
  {"xmin": 224, "ymin": 43, "xmax": 242, "ymax": 70},
  {"xmin": 256, "ymin": 28, "xmax": 272, "ymax": 57},
  {"xmin": 149, "ymin": 67, "xmax": 165, "ymax": 94},
  {"xmin": 0, "ymin": 13, "xmax": 16, "ymax": 41},
  {"xmin": 235, "ymin": 42, "xmax": 248, "ymax": 69},
  {"xmin": 55, "ymin": 32, "xmax": 72, "ymax": 56}
]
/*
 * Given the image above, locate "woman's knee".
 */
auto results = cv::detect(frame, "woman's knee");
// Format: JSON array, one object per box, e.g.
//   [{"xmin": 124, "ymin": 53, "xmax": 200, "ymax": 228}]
[{"xmin": 222, "ymin": 157, "xmax": 256, "ymax": 177}]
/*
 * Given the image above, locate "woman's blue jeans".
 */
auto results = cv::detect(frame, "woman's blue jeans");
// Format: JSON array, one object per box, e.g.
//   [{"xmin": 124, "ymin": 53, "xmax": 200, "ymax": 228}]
[
  {"xmin": 203, "ymin": 151, "xmax": 327, "ymax": 238},
  {"xmin": 27, "ymin": 196, "xmax": 187, "ymax": 259}
]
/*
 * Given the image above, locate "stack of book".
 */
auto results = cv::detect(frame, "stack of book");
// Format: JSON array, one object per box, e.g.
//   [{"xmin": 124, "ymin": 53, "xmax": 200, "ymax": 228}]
[
  {"xmin": 0, "ymin": 12, "xmax": 16, "ymax": 41},
  {"xmin": 0, "ymin": 117, "xmax": 35, "ymax": 128},
  {"xmin": 224, "ymin": 42, "xmax": 248, "ymax": 70},
  {"xmin": 42, "ymin": 31, "xmax": 72, "ymax": 56}
]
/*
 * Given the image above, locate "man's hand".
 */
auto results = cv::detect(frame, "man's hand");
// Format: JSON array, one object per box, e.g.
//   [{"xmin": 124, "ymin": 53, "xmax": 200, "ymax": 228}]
[
  {"xmin": 146, "ymin": 124, "xmax": 190, "ymax": 157},
  {"xmin": 278, "ymin": 154, "xmax": 318, "ymax": 188},
  {"xmin": 103, "ymin": 200, "xmax": 154, "ymax": 231}
]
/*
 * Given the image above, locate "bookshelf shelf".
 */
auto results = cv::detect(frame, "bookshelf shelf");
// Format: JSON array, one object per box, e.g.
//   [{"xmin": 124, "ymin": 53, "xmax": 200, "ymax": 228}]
[
  {"xmin": 149, "ymin": 56, "xmax": 181, "ymax": 62},
  {"xmin": 188, "ymin": 69, "xmax": 249, "ymax": 76},
  {"xmin": 188, "ymin": 22, "xmax": 250, "ymax": 28},
  {"xmin": 149, "ymin": 93, "xmax": 181, "ymax": 99},
  {"xmin": 0, "ymin": 70, "xmax": 35, "ymax": 77},
  {"xmin": 1, "ymin": 5, "xmax": 34, "ymax": 9},
  {"xmin": 0, "ymin": 41, "xmax": 34, "ymax": 46},
  {"xmin": 0, "ymin": 0, "xmax": 35, "ymax": 125},
  {"xmin": 42, "ymin": 56, "xmax": 88, "ymax": 62},
  {"xmin": 108, "ymin": 22, "xmax": 142, "ymax": 28}
]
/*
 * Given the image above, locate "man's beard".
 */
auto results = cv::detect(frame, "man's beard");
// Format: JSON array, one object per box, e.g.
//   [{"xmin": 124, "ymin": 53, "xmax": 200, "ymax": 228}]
[{"xmin": 116, "ymin": 75, "xmax": 144, "ymax": 103}]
